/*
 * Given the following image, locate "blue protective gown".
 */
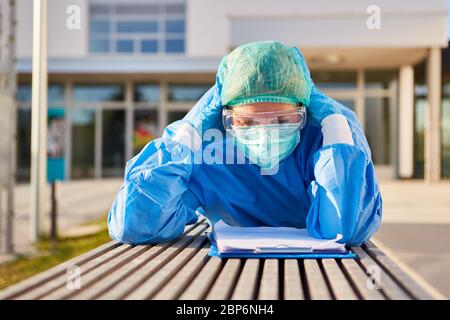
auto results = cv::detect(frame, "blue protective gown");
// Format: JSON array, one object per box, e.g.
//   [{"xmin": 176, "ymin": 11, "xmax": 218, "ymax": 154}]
[
  {"xmin": 108, "ymin": 102, "xmax": 382, "ymax": 247},
  {"xmin": 108, "ymin": 64, "xmax": 382, "ymax": 247}
]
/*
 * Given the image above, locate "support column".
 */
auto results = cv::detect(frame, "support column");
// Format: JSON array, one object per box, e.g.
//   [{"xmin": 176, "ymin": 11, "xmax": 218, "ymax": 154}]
[
  {"xmin": 398, "ymin": 65, "xmax": 414, "ymax": 178},
  {"xmin": 125, "ymin": 80, "xmax": 133, "ymax": 161},
  {"xmin": 425, "ymin": 48, "xmax": 442, "ymax": 182},
  {"xmin": 159, "ymin": 81, "xmax": 168, "ymax": 135},
  {"xmin": 30, "ymin": 0, "xmax": 48, "ymax": 242},
  {"xmin": 356, "ymin": 69, "xmax": 365, "ymax": 131}
]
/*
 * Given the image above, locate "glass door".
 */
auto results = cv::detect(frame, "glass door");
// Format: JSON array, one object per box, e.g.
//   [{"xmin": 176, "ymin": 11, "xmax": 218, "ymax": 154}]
[{"xmin": 102, "ymin": 109, "xmax": 125, "ymax": 177}]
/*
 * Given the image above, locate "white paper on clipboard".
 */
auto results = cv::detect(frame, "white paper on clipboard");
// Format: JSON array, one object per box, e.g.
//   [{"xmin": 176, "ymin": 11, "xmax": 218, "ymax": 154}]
[{"xmin": 212, "ymin": 220, "xmax": 346, "ymax": 254}]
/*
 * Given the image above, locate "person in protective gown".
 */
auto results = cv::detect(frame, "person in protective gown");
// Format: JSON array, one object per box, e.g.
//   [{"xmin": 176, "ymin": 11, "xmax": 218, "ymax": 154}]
[{"xmin": 108, "ymin": 41, "xmax": 382, "ymax": 246}]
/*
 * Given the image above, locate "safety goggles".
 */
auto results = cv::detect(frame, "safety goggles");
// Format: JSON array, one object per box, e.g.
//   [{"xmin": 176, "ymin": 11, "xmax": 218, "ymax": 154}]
[{"xmin": 222, "ymin": 105, "xmax": 307, "ymax": 130}]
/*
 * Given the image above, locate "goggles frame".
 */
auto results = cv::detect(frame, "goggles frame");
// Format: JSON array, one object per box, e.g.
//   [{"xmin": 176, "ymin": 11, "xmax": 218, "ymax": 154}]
[{"xmin": 222, "ymin": 104, "xmax": 307, "ymax": 130}]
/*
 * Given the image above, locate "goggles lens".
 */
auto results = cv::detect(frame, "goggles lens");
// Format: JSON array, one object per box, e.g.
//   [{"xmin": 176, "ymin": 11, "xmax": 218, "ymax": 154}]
[{"xmin": 222, "ymin": 106, "xmax": 307, "ymax": 130}]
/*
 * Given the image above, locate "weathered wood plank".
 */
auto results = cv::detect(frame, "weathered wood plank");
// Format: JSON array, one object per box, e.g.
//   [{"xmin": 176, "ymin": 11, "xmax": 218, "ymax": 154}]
[
  {"xmin": 231, "ymin": 259, "xmax": 260, "ymax": 300},
  {"xmin": 63, "ymin": 245, "xmax": 151, "ymax": 299},
  {"xmin": 340, "ymin": 258, "xmax": 385, "ymax": 300},
  {"xmin": 0, "ymin": 219, "xmax": 205, "ymax": 300},
  {"xmin": 352, "ymin": 246, "xmax": 411, "ymax": 300},
  {"xmin": 257, "ymin": 259, "xmax": 279, "ymax": 300},
  {"xmin": 73, "ymin": 244, "xmax": 159, "ymax": 300},
  {"xmin": 153, "ymin": 245, "xmax": 211, "ymax": 300},
  {"xmin": 206, "ymin": 259, "xmax": 241, "ymax": 300},
  {"xmin": 321, "ymin": 259, "xmax": 358, "ymax": 300},
  {"xmin": 0, "ymin": 241, "xmax": 119, "ymax": 300},
  {"xmin": 284, "ymin": 259, "xmax": 304, "ymax": 300},
  {"xmin": 178, "ymin": 256, "xmax": 223, "ymax": 300},
  {"xmin": 303, "ymin": 260, "xmax": 332, "ymax": 300},
  {"xmin": 19, "ymin": 244, "xmax": 132, "ymax": 300},
  {"xmin": 126, "ymin": 235, "xmax": 208, "ymax": 299},
  {"xmin": 86, "ymin": 222, "xmax": 208, "ymax": 299},
  {"xmin": 98, "ymin": 222, "xmax": 209, "ymax": 300},
  {"xmin": 363, "ymin": 242, "xmax": 436, "ymax": 300}
]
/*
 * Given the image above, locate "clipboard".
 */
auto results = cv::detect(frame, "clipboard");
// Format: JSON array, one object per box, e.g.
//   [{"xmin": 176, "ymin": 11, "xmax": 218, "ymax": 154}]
[{"xmin": 207, "ymin": 232, "xmax": 356, "ymax": 259}]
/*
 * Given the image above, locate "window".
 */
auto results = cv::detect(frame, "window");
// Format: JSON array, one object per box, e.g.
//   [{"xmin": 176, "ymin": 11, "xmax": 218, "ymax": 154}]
[
  {"xmin": 168, "ymin": 111, "xmax": 187, "ymax": 123},
  {"xmin": 443, "ymin": 82, "xmax": 450, "ymax": 178},
  {"xmin": 17, "ymin": 84, "xmax": 65, "ymax": 104},
  {"xmin": 165, "ymin": 39, "xmax": 185, "ymax": 53},
  {"xmin": 133, "ymin": 110, "xmax": 158, "ymax": 155},
  {"xmin": 311, "ymin": 71, "xmax": 357, "ymax": 90},
  {"xmin": 89, "ymin": 1, "xmax": 186, "ymax": 54},
  {"xmin": 168, "ymin": 85, "xmax": 210, "ymax": 102},
  {"xmin": 73, "ymin": 85, "xmax": 124, "ymax": 102},
  {"xmin": 365, "ymin": 70, "xmax": 398, "ymax": 90},
  {"xmin": 102, "ymin": 110, "xmax": 125, "ymax": 177},
  {"xmin": 117, "ymin": 40, "xmax": 133, "ymax": 53},
  {"xmin": 134, "ymin": 84, "xmax": 160, "ymax": 102},
  {"xmin": 71, "ymin": 109, "xmax": 96, "ymax": 179}
]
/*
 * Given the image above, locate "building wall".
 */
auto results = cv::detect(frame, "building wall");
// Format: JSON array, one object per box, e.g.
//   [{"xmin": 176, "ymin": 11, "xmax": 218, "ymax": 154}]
[
  {"xmin": 17, "ymin": 0, "xmax": 88, "ymax": 58},
  {"xmin": 16, "ymin": 0, "xmax": 448, "ymax": 58},
  {"xmin": 187, "ymin": 0, "xmax": 448, "ymax": 57}
]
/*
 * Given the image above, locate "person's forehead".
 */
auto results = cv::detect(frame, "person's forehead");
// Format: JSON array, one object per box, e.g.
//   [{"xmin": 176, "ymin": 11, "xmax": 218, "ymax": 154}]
[{"xmin": 231, "ymin": 102, "xmax": 297, "ymax": 114}]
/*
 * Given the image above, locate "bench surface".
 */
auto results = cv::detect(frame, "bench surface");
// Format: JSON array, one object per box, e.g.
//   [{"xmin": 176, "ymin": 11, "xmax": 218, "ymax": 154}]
[{"xmin": 0, "ymin": 218, "xmax": 438, "ymax": 300}]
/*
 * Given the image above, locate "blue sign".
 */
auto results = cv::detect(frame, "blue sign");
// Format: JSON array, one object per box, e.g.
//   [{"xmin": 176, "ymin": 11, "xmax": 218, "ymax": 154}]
[{"xmin": 47, "ymin": 108, "xmax": 65, "ymax": 182}]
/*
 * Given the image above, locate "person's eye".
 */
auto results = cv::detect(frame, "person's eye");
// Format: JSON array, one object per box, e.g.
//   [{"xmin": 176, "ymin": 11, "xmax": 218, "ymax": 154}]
[
  {"xmin": 234, "ymin": 117, "xmax": 253, "ymax": 126},
  {"xmin": 277, "ymin": 116, "xmax": 291, "ymax": 124},
  {"xmin": 241, "ymin": 118, "xmax": 253, "ymax": 126}
]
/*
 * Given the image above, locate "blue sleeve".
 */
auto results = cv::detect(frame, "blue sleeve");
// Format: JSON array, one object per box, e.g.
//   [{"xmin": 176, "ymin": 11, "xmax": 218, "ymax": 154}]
[
  {"xmin": 306, "ymin": 110, "xmax": 383, "ymax": 246},
  {"xmin": 107, "ymin": 121, "xmax": 201, "ymax": 245}
]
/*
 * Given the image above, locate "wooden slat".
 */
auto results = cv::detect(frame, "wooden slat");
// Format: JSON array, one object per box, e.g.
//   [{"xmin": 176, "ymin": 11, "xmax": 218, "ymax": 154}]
[
  {"xmin": 363, "ymin": 242, "xmax": 435, "ymax": 300},
  {"xmin": 257, "ymin": 259, "xmax": 279, "ymax": 300},
  {"xmin": 126, "ymin": 235, "xmax": 208, "ymax": 299},
  {"xmin": 73, "ymin": 244, "xmax": 158, "ymax": 300},
  {"xmin": 206, "ymin": 259, "xmax": 241, "ymax": 300},
  {"xmin": 0, "ymin": 241, "xmax": 119, "ymax": 300},
  {"xmin": 178, "ymin": 257, "xmax": 223, "ymax": 300},
  {"xmin": 231, "ymin": 259, "xmax": 260, "ymax": 300},
  {"xmin": 303, "ymin": 260, "xmax": 332, "ymax": 300},
  {"xmin": 61, "ymin": 245, "xmax": 151, "ymax": 299},
  {"xmin": 98, "ymin": 222, "xmax": 209, "ymax": 300},
  {"xmin": 340, "ymin": 258, "xmax": 385, "ymax": 300},
  {"xmin": 321, "ymin": 259, "xmax": 358, "ymax": 300},
  {"xmin": 352, "ymin": 246, "xmax": 411, "ymax": 300},
  {"xmin": 152, "ymin": 245, "xmax": 211, "ymax": 300},
  {"xmin": 78, "ymin": 223, "xmax": 208, "ymax": 299},
  {"xmin": 284, "ymin": 259, "xmax": 304, "ymax": 300},
  {"xmin": 0, "ymin": 219, "xmax": 205, "ymax": 300},
  {"xmin": 18, "ymin": 244, "xmax": 132, "ymax": 300}
]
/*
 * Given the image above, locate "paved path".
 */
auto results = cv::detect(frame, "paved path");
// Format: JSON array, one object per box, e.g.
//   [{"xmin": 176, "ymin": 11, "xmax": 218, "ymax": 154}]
[
  {"xmin": 9, "ymin": 178, "xmax": 122, "ymax": 255},
  {"xmin": 374, "ymin": 178, "xmax": 450, "ymax": 298}
]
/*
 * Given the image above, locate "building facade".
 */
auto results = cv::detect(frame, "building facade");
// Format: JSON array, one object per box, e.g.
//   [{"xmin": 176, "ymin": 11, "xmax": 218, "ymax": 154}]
[{"xmin": 15, "ymin": 0, "xmax": 449, "ymax": 181}]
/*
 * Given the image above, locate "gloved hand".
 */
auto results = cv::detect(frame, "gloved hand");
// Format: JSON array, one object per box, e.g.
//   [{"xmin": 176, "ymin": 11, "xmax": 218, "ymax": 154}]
[
  {"xmin": 291, "ymin": 47, "xmax": 341, "ymax": 127},
  {"xmin": 307, "ymin": 83, "xmax": 342, "ymax": 127},
  {"xmin": 183, "ymin": 83, "xmax": 223, "ymax": 136}
]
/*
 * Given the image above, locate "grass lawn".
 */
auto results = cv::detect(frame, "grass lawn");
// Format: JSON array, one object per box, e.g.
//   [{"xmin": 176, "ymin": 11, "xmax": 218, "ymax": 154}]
[{"xmin": 0, "ymin": 216, "xmax": 111, "ymax": 290}]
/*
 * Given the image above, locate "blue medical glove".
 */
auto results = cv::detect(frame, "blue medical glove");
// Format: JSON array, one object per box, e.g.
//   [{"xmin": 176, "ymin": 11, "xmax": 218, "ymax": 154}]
[
  {"xmin": 183, "ymin": 83, "xmax": 223, "ymax": 136},
  {"xmin": 307, "ymin": 84, "xmax": 342, "ymax": 127}
]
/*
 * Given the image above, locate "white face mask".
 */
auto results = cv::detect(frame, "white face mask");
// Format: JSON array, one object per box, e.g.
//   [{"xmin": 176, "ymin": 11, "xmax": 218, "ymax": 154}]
[{"xmin": 232, "ymin": 123, "xmax": 301, "ymax": 169}]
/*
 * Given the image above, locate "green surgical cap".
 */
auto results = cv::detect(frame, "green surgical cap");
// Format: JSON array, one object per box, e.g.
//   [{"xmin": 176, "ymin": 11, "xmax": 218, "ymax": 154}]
[{"xmin": 217, "ymin": 41, "xmax": 312, "ymax": 107}]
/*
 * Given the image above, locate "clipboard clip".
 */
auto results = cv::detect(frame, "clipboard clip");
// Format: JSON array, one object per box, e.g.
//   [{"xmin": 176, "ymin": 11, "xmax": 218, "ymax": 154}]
[{"xmin": 254, "ymin": 244, "xmax": 313, "ymax": 254}]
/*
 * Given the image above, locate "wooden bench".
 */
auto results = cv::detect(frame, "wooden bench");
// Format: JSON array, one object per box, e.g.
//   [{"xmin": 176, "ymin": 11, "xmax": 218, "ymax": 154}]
[{"xmin": 0, "ymin": 218, "xmax": 440, "ymax": 300}]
